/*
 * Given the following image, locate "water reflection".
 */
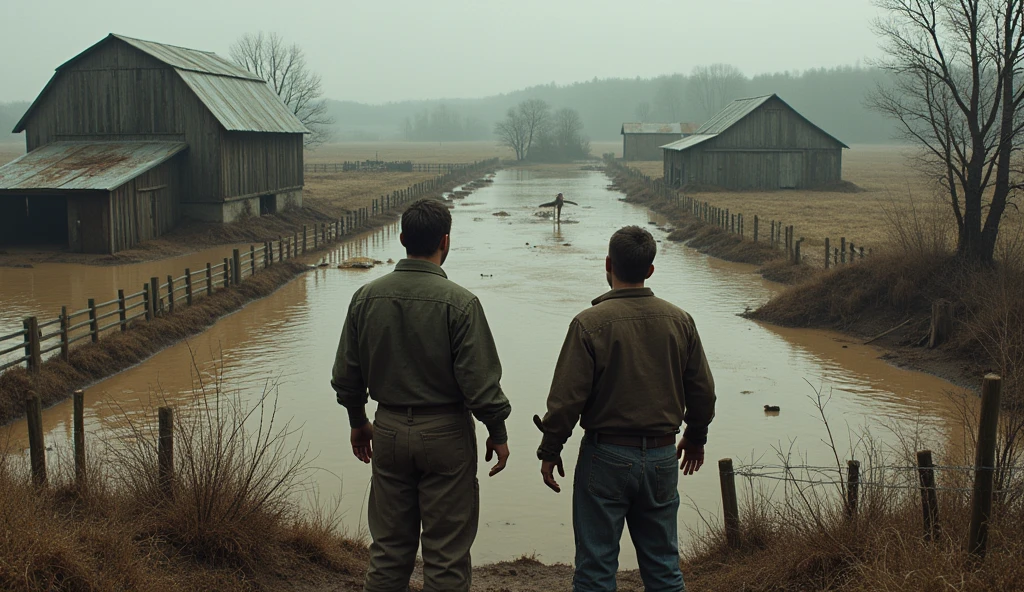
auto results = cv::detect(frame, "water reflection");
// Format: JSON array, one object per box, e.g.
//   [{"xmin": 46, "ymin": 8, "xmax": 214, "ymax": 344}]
[{"xmin": 1, "ymin": 166, "xmax": 969, "ymax": 567}]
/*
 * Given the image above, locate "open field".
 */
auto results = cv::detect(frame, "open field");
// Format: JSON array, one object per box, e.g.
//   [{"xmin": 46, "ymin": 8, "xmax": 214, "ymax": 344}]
[
  {"xmin": 304, "ymin": 171, "xmax": 439, "ymax": 217},
  {"xmin": 306, "ymin": 141, "xmax": 512, "ymax": 164},
  {"xmin": 626, "ymin": 145, "xmax": 1024, "ymax": 262},
  {"xmin": 0, "ymin": 142, "xmax": 23, "ymax": 166}
]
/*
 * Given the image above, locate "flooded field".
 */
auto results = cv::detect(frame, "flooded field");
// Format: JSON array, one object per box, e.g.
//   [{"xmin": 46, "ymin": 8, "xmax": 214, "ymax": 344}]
[{"xmin": 0, "ymin": 167, "xmax": 968, "ymax": 567}]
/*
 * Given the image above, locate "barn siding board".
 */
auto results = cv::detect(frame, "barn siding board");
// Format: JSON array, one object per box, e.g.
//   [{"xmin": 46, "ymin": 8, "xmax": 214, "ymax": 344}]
[{"xmin": 220, "ymin": 132, "xmax": 303, "ymax": 199}]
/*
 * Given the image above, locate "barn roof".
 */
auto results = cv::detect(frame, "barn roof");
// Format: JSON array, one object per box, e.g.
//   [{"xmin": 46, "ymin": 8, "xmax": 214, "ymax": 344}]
[
  {"xmin": 0, "ymin": 142, "xmax": 187, "ymax": 192},
  {"xmin": 621, "ymin": 123, "xmax": 697, "ymax": 135},
  {"xmin": 662, "ymin": 94, "xmax": 848, "ymax": 152},
  {"xmin": 13, "ymin": 34, "xmax": 308, "ymax": 135}
]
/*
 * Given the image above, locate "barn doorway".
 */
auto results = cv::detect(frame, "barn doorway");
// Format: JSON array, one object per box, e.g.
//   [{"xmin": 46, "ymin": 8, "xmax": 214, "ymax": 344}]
[
  {"xmin": 0, "ymin": 195, "xmax": 69, "ymax": 249},
  {"xmin": 260, "ymin": 194, "xmax": 276, "ymax": 215}
]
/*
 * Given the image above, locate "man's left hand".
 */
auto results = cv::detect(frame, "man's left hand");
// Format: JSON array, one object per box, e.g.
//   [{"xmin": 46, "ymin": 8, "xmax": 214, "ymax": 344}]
[
  {"xmin": 351, "ymin": 422, "xmax": 374, "ymax": 464},
  {"xmin": 540, "ymin": 458, "xmax": 565, "ymax": 493}
]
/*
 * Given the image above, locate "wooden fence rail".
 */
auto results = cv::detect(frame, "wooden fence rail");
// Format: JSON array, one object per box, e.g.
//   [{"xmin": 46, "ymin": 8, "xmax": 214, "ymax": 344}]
[{"xmin": 0, "ymin": 158, "xmax": 498, "ymax": 376}]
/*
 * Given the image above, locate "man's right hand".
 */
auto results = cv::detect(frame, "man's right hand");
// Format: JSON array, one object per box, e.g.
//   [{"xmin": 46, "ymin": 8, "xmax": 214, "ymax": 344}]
[
  {"xmin": 351, "ymin": 422, "xmax": 374, "ymax": 464},
  {"xmin": 677, "ymin": 437, "xmax": 705, "ymax": 475},
  {"xmin": 485, "ymin": 438, "xmax": 510, "ymax": 477}
]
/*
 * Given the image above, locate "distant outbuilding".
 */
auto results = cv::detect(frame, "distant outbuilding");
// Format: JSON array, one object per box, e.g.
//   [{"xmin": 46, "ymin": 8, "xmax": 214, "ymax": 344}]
[
  {"xmin": 0, "ymin": 34, "xmax": 308, "ymax": 254},
  {"xmin": 621, "ymin": 123, "xmax": 698, "ymax": 161},
  {"xmin": 661, "ymin": 94, "xmax": 848, "ymax": 190}
]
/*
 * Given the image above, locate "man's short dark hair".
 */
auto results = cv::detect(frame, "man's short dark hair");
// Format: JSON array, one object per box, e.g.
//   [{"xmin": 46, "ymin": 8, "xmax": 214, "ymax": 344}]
[
  {"xmin": 609, "ymin": 226, "xmax": 657, "ymax": 283},
  {"xmin": 401, "ymin": 199, "xmax": 452, "ymax": 256}
]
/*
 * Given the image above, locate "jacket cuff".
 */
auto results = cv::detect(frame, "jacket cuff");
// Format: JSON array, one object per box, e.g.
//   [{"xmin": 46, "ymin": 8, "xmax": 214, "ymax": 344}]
[
  {"xmin": 484, "ymin": 420, "xmax": 508, "ymax": 445},
  {"xmin": 536, "ymin": 434, "xmax": 564, "ymax": 462},
  {"xmin": 682, "ymin": 426, "xmax": 708, "ymax": 447},
  {"xmin": 346, "ymin": 406, "xmax": 369, "ymax": 429}
]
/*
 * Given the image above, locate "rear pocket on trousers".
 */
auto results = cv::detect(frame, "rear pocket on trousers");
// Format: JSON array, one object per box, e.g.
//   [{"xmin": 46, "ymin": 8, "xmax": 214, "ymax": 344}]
[
  {"xmin": 372, "ymin": 423, "xmax": 397, "ymax": 470},
  {"xmin": 588, "ymin": 454, "xmax": 632, "ymax": 500},
  {"xmin": 654, "ymin": 460, "xmax": 679, "ymax": 504},
  {"xmin": 421, "ymin": 426, "xmax": 467, "ymax": 475}
]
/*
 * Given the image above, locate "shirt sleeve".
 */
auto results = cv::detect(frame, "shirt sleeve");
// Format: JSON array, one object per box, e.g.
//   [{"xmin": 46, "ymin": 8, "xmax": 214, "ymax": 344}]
[
  {"xmin": 681, "ymin": 322, "xmax": 716, "ymax": 446},
  {"xmin": 537, "ymin": 319, "xmax": 594, "ymax": 461},
  {"xmin": 331, "ymin": 292, "xmax": 369, "ymax": 428},
  {"xmin": 451, "ymin": 297, "xmax": 512, "ymax": 444}
]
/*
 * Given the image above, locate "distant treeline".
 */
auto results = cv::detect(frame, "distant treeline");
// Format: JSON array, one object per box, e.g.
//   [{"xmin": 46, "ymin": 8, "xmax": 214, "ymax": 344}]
[
  {"xmin": 324, "ymin": 66, "xmax": 899, "ymax": 144},
  {"xmin": 0, "ymin": 102, "xmax": 29, "ymax": 142}
]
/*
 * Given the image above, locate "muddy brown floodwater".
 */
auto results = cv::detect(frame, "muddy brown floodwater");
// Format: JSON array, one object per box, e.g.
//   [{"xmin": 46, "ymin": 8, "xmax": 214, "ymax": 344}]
[{"xmin": 1, "ymin": 167, "xmax": 970, "ymax": 568}]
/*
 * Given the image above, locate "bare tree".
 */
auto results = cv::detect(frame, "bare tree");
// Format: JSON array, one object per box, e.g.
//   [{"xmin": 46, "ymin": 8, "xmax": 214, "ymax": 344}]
[
  {"xmin": 494, "ymin": 108, "xmax": 529, "ymax": 160},
  {"xmin": 519, "ymin": 99, "xmax": 551, "ymax": 158},
  {"xmin": 870, "ymin": 0, "xmax": 1024, "ymax": 263},
  {"xmin": 688, "ymin": 64, "xmax": 747, "ymax": 120},
  {"xmin": 635, "ymin": 102, "xmax": 652, "ymax": 122},
  {"xmin": 230, "ymin": 32, "xmax": 334, "ymax": 148}
]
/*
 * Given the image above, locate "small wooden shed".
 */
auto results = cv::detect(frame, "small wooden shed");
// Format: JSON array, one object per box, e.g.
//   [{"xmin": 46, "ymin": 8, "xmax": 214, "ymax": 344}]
[
  {"xmin": 662, "ymin": 95, "xmax": 848, "ymax": 190},
  {"xmin": 0, "ymin": 34, "xmax": 308, "ymax": 254},
  {"xmin": 621, "ymin": 123, "xmax": 697, "ymax": 161}
]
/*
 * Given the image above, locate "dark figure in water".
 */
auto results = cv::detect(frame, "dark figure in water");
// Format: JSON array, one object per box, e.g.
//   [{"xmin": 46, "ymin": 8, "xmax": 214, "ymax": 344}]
[{"xmin": 539, "ymin": 193, "xmax": 578, "ymax": 222}]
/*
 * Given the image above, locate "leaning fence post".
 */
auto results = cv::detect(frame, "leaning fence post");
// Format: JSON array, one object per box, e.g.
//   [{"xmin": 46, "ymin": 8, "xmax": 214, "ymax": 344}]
[
  {"xmin": 24, "ymin": 317, "xmax": 41, "ymax": 372},
  {"xmin": 917, "ymin": 450, "xmax": 940, "ymax": 541},
  {"xmin": 60, "ymin": 306, "xmax": 69, "ymax": 361},
  {"xmin": 928, "ymin": 300, "xmax": 953, "ymax": 349},
  {"xmin": 74, "ymin": 389, "xmax": 85, "ymax": 485},
  {"xmin": 719, "ymin": 458, "xmax": 741, "ymax": 549},
  {"xmin": 88, "ymin": 298, "xmax": 99, "ymax": 342},
  {"xmin": 158, "ymin": 407, "xmax": 174, "ymax": 499},
  {"xmin": 846, "ymin": 460, "xmax": 860, "ymax": 517},
  {"xmin": 794, "ymin": 238, "xmax": 804, "ymax": 264},
  {"xmin": 26, "ymin": 394, "xmax": 46, "ymax": 486},
  {"xmin": 166, "ymin": 276, "xmax": 175, "ymax": 315},
  {"xmin": 118, "ymin": 289, "xmax": 127, "ymax": 330},
  {"xmin": 233, "ymin": 249, "xmax": 242, "ymax": 284},
  {"xmin": 968, "ymin": 374, "xmax": 1002, "ymax": 558}
]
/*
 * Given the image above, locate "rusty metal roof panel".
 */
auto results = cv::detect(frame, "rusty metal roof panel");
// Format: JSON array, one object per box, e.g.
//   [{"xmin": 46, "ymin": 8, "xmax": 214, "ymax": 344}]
[
  {"xmin": 696, "ymin": 95, "xmax": 775, "ymax": 135},
  {"xmin": 621, "ymin": 123, "xmax": 697, "ymax": 135},
  {"xmin": 112, "ymin": 34, "xmax": 260, "ymax": 80},
  {"xmin": 661, "ymin": 134, "xmax": 718, "ymax": 152},
  {"xmin": 177, "ymin": 71, "xmax": 309, "ymax": 134},
  {"xmin": 0, "ymin": 142, "xmax": 186, "ymax": 192}
]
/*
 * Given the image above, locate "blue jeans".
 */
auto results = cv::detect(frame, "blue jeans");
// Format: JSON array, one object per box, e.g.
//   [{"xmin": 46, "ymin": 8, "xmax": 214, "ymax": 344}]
[{"xmin": 573, "ymin": 435, "xmax": 684, "ymax": 592}]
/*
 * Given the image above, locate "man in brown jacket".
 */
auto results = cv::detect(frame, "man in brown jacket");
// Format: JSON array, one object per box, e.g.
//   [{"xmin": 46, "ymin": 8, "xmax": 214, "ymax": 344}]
[
  {"xmin": 333, "ymin": 199, "xmax": 512, "ymax": 592},
  {"xmin": 535, "ymin": 225, "xmax": 716, "ymax": 592}
]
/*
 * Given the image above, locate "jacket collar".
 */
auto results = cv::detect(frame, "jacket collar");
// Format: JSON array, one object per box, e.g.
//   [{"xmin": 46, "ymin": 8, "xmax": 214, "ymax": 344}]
[
  {"xmin": 592, "ymin": 287, "xmax": 654, "ymax": 306},
  {"xmin": 394, "ymin": 258, "xmax": 448, "ymax": 278}
]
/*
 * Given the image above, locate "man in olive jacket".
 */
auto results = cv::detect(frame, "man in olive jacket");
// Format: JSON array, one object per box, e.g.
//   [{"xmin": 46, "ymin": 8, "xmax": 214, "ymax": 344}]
[
  {"xmin": 332, "ymin": 199, "xmax": 512, "ymax": 592},
  {"xmin": 535, "ymin": 225, "xmax": 716, "ymax": 592}
]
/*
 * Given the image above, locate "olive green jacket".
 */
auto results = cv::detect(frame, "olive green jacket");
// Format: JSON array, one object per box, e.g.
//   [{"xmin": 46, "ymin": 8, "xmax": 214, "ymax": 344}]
[
  {"xmin": 536, "ymin": 287, "xmax": 715, "ymax": 461},
  {"xmin": 332, "ymin": 259, "xmax": 511, "ymax": 443}
]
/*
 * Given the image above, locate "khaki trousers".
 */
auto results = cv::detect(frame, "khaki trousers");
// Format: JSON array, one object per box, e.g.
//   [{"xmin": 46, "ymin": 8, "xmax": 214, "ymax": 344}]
[{"xmin": 364, "ymin": 408, "xmax": 479, "ymax": 592}]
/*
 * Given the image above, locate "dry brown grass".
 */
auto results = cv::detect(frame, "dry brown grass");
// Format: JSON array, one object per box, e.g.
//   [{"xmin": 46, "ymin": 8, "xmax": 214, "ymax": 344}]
[
  {"xmin": 305, "ymin": 141, "xmax": 510, "ymax": 164},
  {"xmin": 304, "ymin": 171, "xmax": 436, "ymax": 216}
]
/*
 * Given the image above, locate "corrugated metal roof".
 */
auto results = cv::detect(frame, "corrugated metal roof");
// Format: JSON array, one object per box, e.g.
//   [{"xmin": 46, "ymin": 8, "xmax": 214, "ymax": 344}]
[
  {"xmin": 178, "ymin": 71, "xmax": 310, "ymax": 134},
  {"xmin": 661, "ymin": 134, "xmax": 719, "ymax": 152},
  {"xmin": 696, "ymin": 95, "xmax": 774, "ymax": 135},
  {"xmin": 0, "ymin": 142, "xmax": 186, "ymax": 191},
  {"xmin": 112, "ymin": 34, "xmax": 260, "ymax": 81},
  {"xmin": 621, "ymin": 123, "xmax": 697, "ymax": 135}
]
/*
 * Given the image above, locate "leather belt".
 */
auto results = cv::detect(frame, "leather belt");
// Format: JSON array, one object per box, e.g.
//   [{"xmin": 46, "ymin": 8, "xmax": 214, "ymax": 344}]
[
  {"xmin": 378, "ymin": 403, "xmax": 465, "ymax": 416},
  {"xmin": 591, "ymin": 432, "xmax": 676, "ymax": 449}
]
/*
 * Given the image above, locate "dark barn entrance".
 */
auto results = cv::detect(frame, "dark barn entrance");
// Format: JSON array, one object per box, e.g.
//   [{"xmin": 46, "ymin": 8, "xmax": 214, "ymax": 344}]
[{"xmin": 0, "ymin": 195, "xmax": 68, "ymax": 248}]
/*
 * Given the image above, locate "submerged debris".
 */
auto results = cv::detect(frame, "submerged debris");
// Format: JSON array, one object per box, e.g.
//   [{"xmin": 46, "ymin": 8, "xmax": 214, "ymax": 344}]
[
  {"xmin": 339, "ymin": 257, "xmax": 383, "ymax": 269},
  {"xmin": 493, "ymin": 211, "xmax": 510, "ymax": 217}
]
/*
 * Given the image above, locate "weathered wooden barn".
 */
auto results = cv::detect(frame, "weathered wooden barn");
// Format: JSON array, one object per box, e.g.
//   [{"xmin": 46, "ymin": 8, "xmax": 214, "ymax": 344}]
[
  {"xmin": 661, "ymin": 95, "xmax": 848, "ymax": 190},
  {"xmin": 0, "ymin": 34, "xmax": 308, "ymax": 254},
  {"xmin": 621, "ymin": 123, "xmax": 697, "ymax": 161}
]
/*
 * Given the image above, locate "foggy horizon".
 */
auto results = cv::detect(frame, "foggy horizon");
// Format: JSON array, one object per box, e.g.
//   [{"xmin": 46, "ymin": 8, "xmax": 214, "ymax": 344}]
[{"xmin": 1, "ymin": 0, "xmax": 884, "ymax": 105}]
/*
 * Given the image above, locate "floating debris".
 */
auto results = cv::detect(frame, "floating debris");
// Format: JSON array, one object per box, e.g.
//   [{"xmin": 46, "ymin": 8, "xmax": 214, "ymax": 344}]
[
  {"xmin": 493, "ymin": 211, "xmax": 510, "ymax": 217},
  {"xmin": 764, "ymin": 405, "xmax": 781, "ymax": 413},
  {"xmin": 480, "ymin": 274, "xmax": 493, "ymax": 278},
  {"xmin": 339, "ymin": 256, "xmax": 382, "ymax": 269}
]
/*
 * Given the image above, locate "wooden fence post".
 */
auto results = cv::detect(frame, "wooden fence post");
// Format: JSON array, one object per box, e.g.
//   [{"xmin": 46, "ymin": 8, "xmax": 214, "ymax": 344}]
[
  {"xmin": 158, "ymin": 407, "xmax": 174, "ymax": 499},
  {"xmin": 118, "ymin": 289, "xmax": 127, "ymax": 330},
  {"xmin": 60, "ymin": 306, "xmax": 69, "ymax": 361},
  {"xmin": 928, "ymin": 300, "xmax": 953, "ymax": 349},
  {"xmin": 917, "ymin": 449, "xmax": 940, "ymax": 541},
  {"xmin": 794, "ymin": 238, "xmax": 804, "ymax": 264},
  {"xmin": 825, "ymin": 238, "xmax": 831, "ymax": 269},
  {"xmin": 166, "ymin": 276, "xmax": 175, "ymax": 315},
  {"xmin": 24, "ymin": 317, "xmax": 41, "ymax": 372},
  {"xmin": 719, "ymin": 458, "xmax": 741, "ymax": 549},
  {"xmin": 840, "ymin": 237, "xmax": 847, "ymax": 264},
  {"xmin": 223, "ymin": 258, "xmax": 230, "ymax": 288},
  {"xmin": 143, "ymin": 284, "xmax": 152, "ymax": 321},
  {"xmin": 250, "ymin": 246, "xmax": 256, "ymax": 275},
  {"xmin": 303, "ymin": 226, "xmax": 308, "ymax": 253},
  {"xmin": 88, "ymin": 298, "xmax": 99, "ymax": 342},
  {"xmin": 846, "ymin": 460, "xmax": 860, "ymax": 517},
  {"xmin": 206, "ymin": 264, "xmax": 214, "ymax": 295},
  {"xmin": 968, "ymin": 374, "xmax": 1002, "ymax": 558},
  {"xmin": 26, "ymin": 394, "xmax": 46, "ymax": 486},
  {"xmin": 150, "ymin": 277, "xmax": 161, "ymax": 315},
  {"xmin": 233, "ymin": 249, "xmax": 242, "ymax": 284},
  {"xmin": 185, "ymin": 269, "xmax": 193, "ymax": 306},
  {"xmin": 74, "ymin": 389, "xmax": 85, "ymax": 485}
]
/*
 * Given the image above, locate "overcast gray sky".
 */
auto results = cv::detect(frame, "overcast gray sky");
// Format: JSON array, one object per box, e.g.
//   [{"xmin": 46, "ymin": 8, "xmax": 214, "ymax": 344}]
[{"xmin": 0, "ymin": 0, "xmax": 883, "ymax": 104}]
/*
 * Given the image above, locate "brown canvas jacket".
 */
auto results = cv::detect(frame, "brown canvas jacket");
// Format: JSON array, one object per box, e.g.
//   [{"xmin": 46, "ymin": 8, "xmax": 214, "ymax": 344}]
[
  {"xmin": 536, "ymin": 287, "xmax": 715, "ymax": 461},
  {"xmin": 332, "ymin": 259, "xmax": 511, "ymax": 443}
]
